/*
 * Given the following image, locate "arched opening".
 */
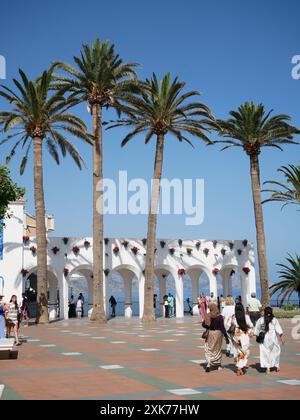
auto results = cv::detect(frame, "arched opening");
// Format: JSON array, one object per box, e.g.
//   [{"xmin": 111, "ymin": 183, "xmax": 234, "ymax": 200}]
[
  {"xmin": 67, "ymin": 266, "xmax": 93, "ymax": 318},
  {"xmin": 23, "ymin": 268, "xmax": 58, "ymax": 320},
  {"xmin": 107, "ymin": 265, "xmax": 140, "ymax": 318},
  {"xmin": 154, "ymin": 265, "xmax": 177, "ymax": 318}
]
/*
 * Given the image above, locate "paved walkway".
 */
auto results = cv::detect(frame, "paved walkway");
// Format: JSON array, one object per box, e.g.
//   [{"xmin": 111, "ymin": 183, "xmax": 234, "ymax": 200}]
[{"xmin": 0, "ymin": 317, "xmax": 299, "ymax": 400}]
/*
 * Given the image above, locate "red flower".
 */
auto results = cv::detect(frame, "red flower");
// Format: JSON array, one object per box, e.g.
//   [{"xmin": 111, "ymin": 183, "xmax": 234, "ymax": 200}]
[
  {"xmin": 243, "ymin": 267, "xmax": 251, "ymax": 275},
  {"xmin": 64, "ymin": 268, "xmax": 69, "ymax": 276},
  {"xmin": 23, "ymin": 235, "xmax": 30, "ymax": 243},
  {"xmin": 21, "ymin": 268, "xmax": 28, "ymax": 277},
  {"xmin": 113, "ymin": 246, "xmax": 120, "ymax": 253},
  {"xmin": 178, "ymin": 268, "xmax": 186, "ymax": 275},
  {"xmin": 203, "ymin": 248, "xmax": 210, "ymax": 255},
  {"xmin": 52, "ymin": 246, "xmax": 60, "ymax": 255},
  {"xmin": 212, "ymin": 268, "xmax": 220, "ymax": 275},
  {"xmin": 131, "ymin": 246, "xmax": 139, "ymax": 255},
  {"xmin": 72, "ymin": 246, "xmax": 80, "ymax": 255},
  {"xmin": 30, "ymin": 246, "xmax": 36, "ymax": 254},
  {"xmin": 121, "ymin": 240, "xmax": 129, "ymax": 247}
]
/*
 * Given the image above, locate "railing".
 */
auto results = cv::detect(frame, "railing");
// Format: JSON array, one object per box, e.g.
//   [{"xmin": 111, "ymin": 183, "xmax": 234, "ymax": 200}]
[{"xmin": 270, "ymin": 299, "xmax": 300, "ymax": 309}]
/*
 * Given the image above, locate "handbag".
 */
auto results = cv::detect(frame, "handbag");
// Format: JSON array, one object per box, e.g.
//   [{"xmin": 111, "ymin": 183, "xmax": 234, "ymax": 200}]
[{"xmin": 256, "ymin": 331, "xmax": 265, "ymax": 344}]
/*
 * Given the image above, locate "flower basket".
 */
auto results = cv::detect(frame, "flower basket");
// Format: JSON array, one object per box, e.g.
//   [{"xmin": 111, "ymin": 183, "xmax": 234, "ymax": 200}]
[
  {"xmin": 142, "ymin": 238, "xmax": 147, "ymax": 246},
  {"xmin": 104, "ymin": 238, "xmax": 109, "ymax": 245},
  {"xmin": 221, "ymin": 248, "xmax": 226, "ymax": 256},
  {"xmin": 195, "ymin": 241, "xmax": 201, "ymax": 249},
  {"xmin": 72, "ymin": 246, "xmax": 80, "ymax": 255},
  {"xmin": 121, "ymin": 240, "xmax": 129, "ymax": 248},
  {"xmin": 84, "ymin": 240, "xmax": 90, "ymax": 249},
  {"xmin": 186, "ymin": 248, "xmax": 193, "ymax": 255},
  {"xmin": 229, "ymin": 242, "xmax": 234, "ymax": 250},
  {"xmin": 131, "ymin": 246, "xmax": 139, "ymax": 255},
  {"xmin": 63, "ymin": 237, "xmax": 69, "ymax": 245},
  {"xmin": 52, "ymin": 246, "xmax": 60, "ymax": 255},
  {"xmin": 160, "ymin": 240, "xmax": 166, "ymax": 248},
  {"xmin": 242, "ymin": 239, "xmax": 248, "ymax": 247},
  {"xmin": 162, "ymin": 274, "xmax": 167, "ymax": 278},
  {"xmin": 243, "ymin": 267, "xmax": 251, "ymax": 275},
  {"xmin": 23, "ymin": 235, "xmax": 30, "ymax": 244},
  {"xmin": 104, "ymin": 268, "xmax": 110, "ymax": 276},
  {"xmin": 230, "ymin": 269, "xmax": 236, "ymax": 276},
  {"xmin": 212, "ymin": 268, "xmax": 220, "ymax": 275},
  {"xmin": 203, "ymin": 248, "xmax": 210, "ymax": 256},
  {"xmin": 113, "ymin": 246, "xmax": 119, "ymax": 254},
  {"xmin": 178, "ymin": 239, "xmax": 183, "ymax": 246},
  {"xmin": 237, "ymin": 249, "xmax": 242, "ymax": 256},
  {"xmin": 30, "ymin": 246, "xmax": 36, "ymax": 255},
  {"xmin": 169, "ymin": 248, "xmax": 175, "ymax": 255},
  {"xmin": 63, "ymin": 268, "xmax": 69, "ymax": 277},
  {"xmin": 21, "ymin": 268, "xmax": 28, "ymax": 277},
  {"xmin": 213, "ymin": 240, "xmax": 218, "ymax": 248},
  {"xmin": 178, "ymin": 268, "xmax": 186, "ymax": 276}
]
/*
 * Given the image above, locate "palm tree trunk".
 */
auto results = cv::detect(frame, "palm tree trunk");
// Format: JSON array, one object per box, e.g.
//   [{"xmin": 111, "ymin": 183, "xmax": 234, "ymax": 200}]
[
  {"xmin": 250, "ymin": 153, "xmax": 270, "ymax": 307},
  {"xmin": 90, "ymin": 104, "xmax": 106, "ymax": 323},
  {"xmin": 143, "ymin": 134, "xmax": 165, "ymax": 323},
  {"xmin": 34, "ymin": 136, "xmax": 49, "ymax": 324}
]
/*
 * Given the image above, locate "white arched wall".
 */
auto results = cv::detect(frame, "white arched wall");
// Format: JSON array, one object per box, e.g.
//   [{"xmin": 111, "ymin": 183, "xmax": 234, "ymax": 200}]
[
  {"xmin": 186, "ymin": 265, "xmax": 216, "ymax": 316},
  {"xmin": 65, "ymin": 264, "xmax": 93, "ymax": 319}
]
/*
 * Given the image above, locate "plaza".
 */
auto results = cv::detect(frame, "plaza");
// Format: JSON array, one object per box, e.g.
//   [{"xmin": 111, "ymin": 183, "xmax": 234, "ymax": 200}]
[{"xmin": 0, "ymin": 317, "xmax": 299, "ymax": 400}]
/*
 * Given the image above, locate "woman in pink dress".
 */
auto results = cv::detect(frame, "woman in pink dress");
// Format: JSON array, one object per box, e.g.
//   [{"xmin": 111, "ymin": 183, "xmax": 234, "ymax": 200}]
[{"xmin": 198, "ymin": 294, "xmax": 208, "ymax": 321}]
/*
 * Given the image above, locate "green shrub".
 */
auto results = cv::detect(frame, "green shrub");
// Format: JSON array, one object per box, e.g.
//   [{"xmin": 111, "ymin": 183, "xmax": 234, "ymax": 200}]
[{"xmin": 284, "ymin": 303, "xmax": 295, "ymax": 311}]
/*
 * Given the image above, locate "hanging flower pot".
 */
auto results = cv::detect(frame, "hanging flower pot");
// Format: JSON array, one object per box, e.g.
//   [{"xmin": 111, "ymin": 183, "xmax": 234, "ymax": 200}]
[
  {"xmin": 203, "ymin": 248, "xmax": 210, "ymax": 256},
  {"xmin": 131, "ymin": 246, "xmax": 139, "ymax": 255},
  {"xmin": 52, "ymin": 246, "xmax": 60, "ymax": 255},
  {"xmin": 23, "ymin": 235, "xmax": 30, "ymax": 244},
  {"xmin": 162, "ymin": 274, "xmax": 167, "ymax": 278},
  {"xmin": 243, "ymin": 267, "xmax": 251, "ymax": 275},
  {"xmin": 104, "ymin": 268, "xmax": 110, "ymax": 276},
  {"xmin": 213, "ymin": 240, "xmax": 218, "ymax": 248},
  {"xmin": 237, "ymin": 249, "xmax": 242, "ymax": 256},
  {"xmin": 142, "ymin": 238, "xmax": 147, "ymax": 246},
  {"xmin": 212, "ymin": 268, "xmax": 220, "ymax": 275},
  {"xmin": 230, "ymin": 269, "xmax": 236, "ymax": 276},
  {"xmin": 113, "ymin": 246, "xmax": 119, "ymax": 254},
  {"xmin": 63, "ymin": 268, "xmax": 69, "ymax": 277},
  {"xmin": 30, "ymin": 246, "xmax": 36, "ymax": 255},
  {"xmin": 21, "ymin": 268, "xmax": 28, "ymax": 277},
  {"xmin": 72, "ymin": 246, "xmax": 80, "ymax": 255},
  {"xmin": 178, "ymin": 239, "xmax": 183, "ymax": 247},
  {"xmin": 160, "ymin": 240, "xmax": 166, "ymax": 248},
  {"xmin": 169, "ymin": 248, "xmax": 175, "ymax": 255},
  {"xmin": 221, "ymin": 248, "xmax": 226, "ymax": 256},
  {"xmin": 121, "ymin": 240, "xmax": 129, "ymax": 248},
  {"xmin": 154, "ymin": 248, "xmax": 157, "ymax": 254},
  {"xmin": 104, "ymin": 238, "xmax": 109, "ymax": 245},
  {"xmin": 229, "ymin": 242, "xmax": 234, "ymax": 250},
  {"xmin": 195, "ymin": 241, "xmax": 201, "ymax": 249},
  {"xmin": 63, "ymin": 237, "xmax": 69, "ymax": 245},
  {"xmin": 84, "ymin": 240, "xmax": 90, "ymax": 249},
  {"xmin": 186, "ymin": 248, "xmax": 193, "ymax": 256},
  {"xmin": 242, "ymin": 239, "xmax": 248, "ymax": 247},
  {"xmin": 178, "ymin": 268, "xmax": 186, "ymax": 276}
]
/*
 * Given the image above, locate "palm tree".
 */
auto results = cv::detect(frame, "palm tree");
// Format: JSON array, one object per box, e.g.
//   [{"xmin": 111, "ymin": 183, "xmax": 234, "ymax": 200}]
[
  {"xmin": 108, "ymin": 73, "xmax": 214, "ymax": 322},
  {"xmin": 53, "ymin": 39, "xmax": 138, "ymax": 323},
  {"xmin": 262, "ymin": 164, "xmax": 300, "ymax": 209},
  {"xmin": 215, "ymin": 102, "xmax": 299, "ymax": 307},
  {"xmin": 0, "ymin": 68, "xmax": 90, "ymax": 324},
  {"xmin": 270, "ymin": 254, "xmax": 300, "ymax": 306}
]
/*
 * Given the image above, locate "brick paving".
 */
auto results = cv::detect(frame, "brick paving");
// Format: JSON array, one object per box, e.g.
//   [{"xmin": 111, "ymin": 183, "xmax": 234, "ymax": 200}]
[{"xmin": 0, "ymin": 317, "xmax": 299, "ymax": 400}]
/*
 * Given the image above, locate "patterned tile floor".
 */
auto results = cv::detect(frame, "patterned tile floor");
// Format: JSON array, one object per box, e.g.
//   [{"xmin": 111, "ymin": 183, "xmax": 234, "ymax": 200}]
[{"xmin": 0, "ymin": 317, "xmax": 299, "ymax": 400}]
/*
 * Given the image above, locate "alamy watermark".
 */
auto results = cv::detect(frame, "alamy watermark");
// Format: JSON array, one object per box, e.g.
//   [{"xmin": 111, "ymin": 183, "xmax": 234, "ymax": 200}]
[
  {"xmin": 0, "ymin": 55, "xmax": 6, "ymax": 79},
  {"xmin": 291, "ymin": 55, "xmax": 300, "ymax": 80},
  {"xmin": 96, "ymin": 171, "xmax": 204, "ymax": 226}
]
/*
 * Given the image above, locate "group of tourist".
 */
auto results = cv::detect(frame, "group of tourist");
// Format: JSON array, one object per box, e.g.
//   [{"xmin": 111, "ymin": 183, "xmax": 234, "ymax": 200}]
[
  {"xmin": 0, "ymin": 293, "xmax": 29, "ymax": 346},
  {"xmin": 199, "ymin": 293, "xmax": 284, "ymax": 376},
  {"xmin": 68, "ymin": 293, "xmax": 85, "ymax": 318}
]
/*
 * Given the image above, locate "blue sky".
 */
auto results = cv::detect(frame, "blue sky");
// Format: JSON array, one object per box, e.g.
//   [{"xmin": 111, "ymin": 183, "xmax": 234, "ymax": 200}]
[{"xmin": 0, "ymin": 0, "xmax": 299, "ymax": 285}]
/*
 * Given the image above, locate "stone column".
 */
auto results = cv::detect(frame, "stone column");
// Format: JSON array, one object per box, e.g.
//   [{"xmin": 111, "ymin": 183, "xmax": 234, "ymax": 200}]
[
  {"xmin": 48, "ymin": 277, "xmax": 57, "ymax": 321},
  {"xmin": 189, "ymin": 271, "xmax": 200, "ymax": 316},
  {"xmin": 175, "ymin": 274, "xmax": 184, "ymax": 318},
  {"xmin": 124, "ymin": 277, "xmax": 133, "ymax": 318},
  {"xmin": 60, "ymin": 273, "xmax": 69, "ymax": 320},
  {"xmin": 160, "ymin": 276, "xmax": 167, "ymax": 317}
]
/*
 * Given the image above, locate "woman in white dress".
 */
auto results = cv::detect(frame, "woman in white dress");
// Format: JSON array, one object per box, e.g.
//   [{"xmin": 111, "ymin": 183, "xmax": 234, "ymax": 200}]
[
  {"xmin": 230, "ymin": 302, "xmax": 254, "ymax": 376},
  {"xmin": 254, "ymin": 307, "xmax": 284, "ymax": 373}
]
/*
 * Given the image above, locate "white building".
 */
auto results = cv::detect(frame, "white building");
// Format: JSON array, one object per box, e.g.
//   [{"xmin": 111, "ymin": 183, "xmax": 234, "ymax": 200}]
[{"xmin": 0, "ymin": 201, "xmax": 256, "ymax": 319}]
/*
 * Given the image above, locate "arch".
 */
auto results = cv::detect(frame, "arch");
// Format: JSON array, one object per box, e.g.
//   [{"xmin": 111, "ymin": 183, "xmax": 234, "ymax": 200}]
[
  {"xmin": 219, "ymin": 264, "xmax": 248, "ymax": 305},
  {"xmin": 67, "ymin": 264, "xmax": 93, "ymax": 318}
]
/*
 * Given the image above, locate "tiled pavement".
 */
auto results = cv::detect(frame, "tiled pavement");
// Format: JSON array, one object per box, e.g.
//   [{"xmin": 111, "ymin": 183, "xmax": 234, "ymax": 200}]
[{"xmin": 0, "ymin": 317, "xmax": 299, "ymax": 400}]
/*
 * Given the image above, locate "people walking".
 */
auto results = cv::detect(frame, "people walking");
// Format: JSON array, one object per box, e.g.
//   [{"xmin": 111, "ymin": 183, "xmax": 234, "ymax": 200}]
[
  {"xmin": 222, "ymin": 295, "xmax": 235, "ymax": 358},
  {"xmin": 167, "ymin": 293, "xmax": 174, "ymax": 318},
  {"xmin": 20, "ymin": 293, "xmax": 29, "ymax": 327},
  {"xmin": 202, "ymin": 303, "xmax": 229, "ymax": 373},
  {"xmin": 78, "ymin": 293, "xmax": 85, "ymax": 317},
  {"xmin": 229, "ymin": 302, "xmax": 253, "ymax": 376},
  {"xmin": 198, "ymin": 294, "xmax": 208, "ymax": 321},
  {"xmin": 254, "ymin": 307, "xmax": 284, "ymax": 374},
  {"xmin": 68, "ymin": 295, "xmax": 76, "ymax": 318},
  {"xmin": 247, "ymin": 292, "xmax": 262, "ymax": 326},
  {"xmin": 6, "ymin": 295, "xmax": 20, "ymax": 345},
  {"xmin": 76, "ymin": 296, "xmax": 83, "ymax": 318},
  {"xmin": 207, "ymin": 292, "xmax": 218, "ymax": 306},
  {"xmin": 0, "ymin": 295, "xmax": 6, "ymax": 339},
  {"xmin": 163, "ymin": 295, "xmax": 169, "ymax": 318},
  {"xmin": 109, "ymin": 295, "xmax": 117, "ymax": 318}
]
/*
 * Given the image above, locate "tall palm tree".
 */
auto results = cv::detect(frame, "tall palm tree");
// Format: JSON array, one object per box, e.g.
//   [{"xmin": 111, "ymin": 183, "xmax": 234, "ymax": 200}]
[
  {"xmin": 215, "ymin": 102, "xmax": 299, "ymax": 307},
  {"xmin": 108, "ymin": 73, "xmax": 214, "ymax": 322},
  {"xmin": 270, "ymin": 254, "xmax": 300, "ymax": 305},
  {"xmin": 262, "ymin": 164, "xmax": 300, "ymax": 209},
  {"xmin": 0, "ymin": 68, "xmax": 90, "ymax": 324},
  {"xmin": 53, "ymin": 39, "xmax": 138, "ymax": 323}
]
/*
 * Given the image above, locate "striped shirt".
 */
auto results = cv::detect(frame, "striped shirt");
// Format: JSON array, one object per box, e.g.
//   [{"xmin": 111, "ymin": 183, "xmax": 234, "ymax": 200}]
[{"xmin": 7, "ymin": 303, "xmax": 19, "ymax": 324}]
